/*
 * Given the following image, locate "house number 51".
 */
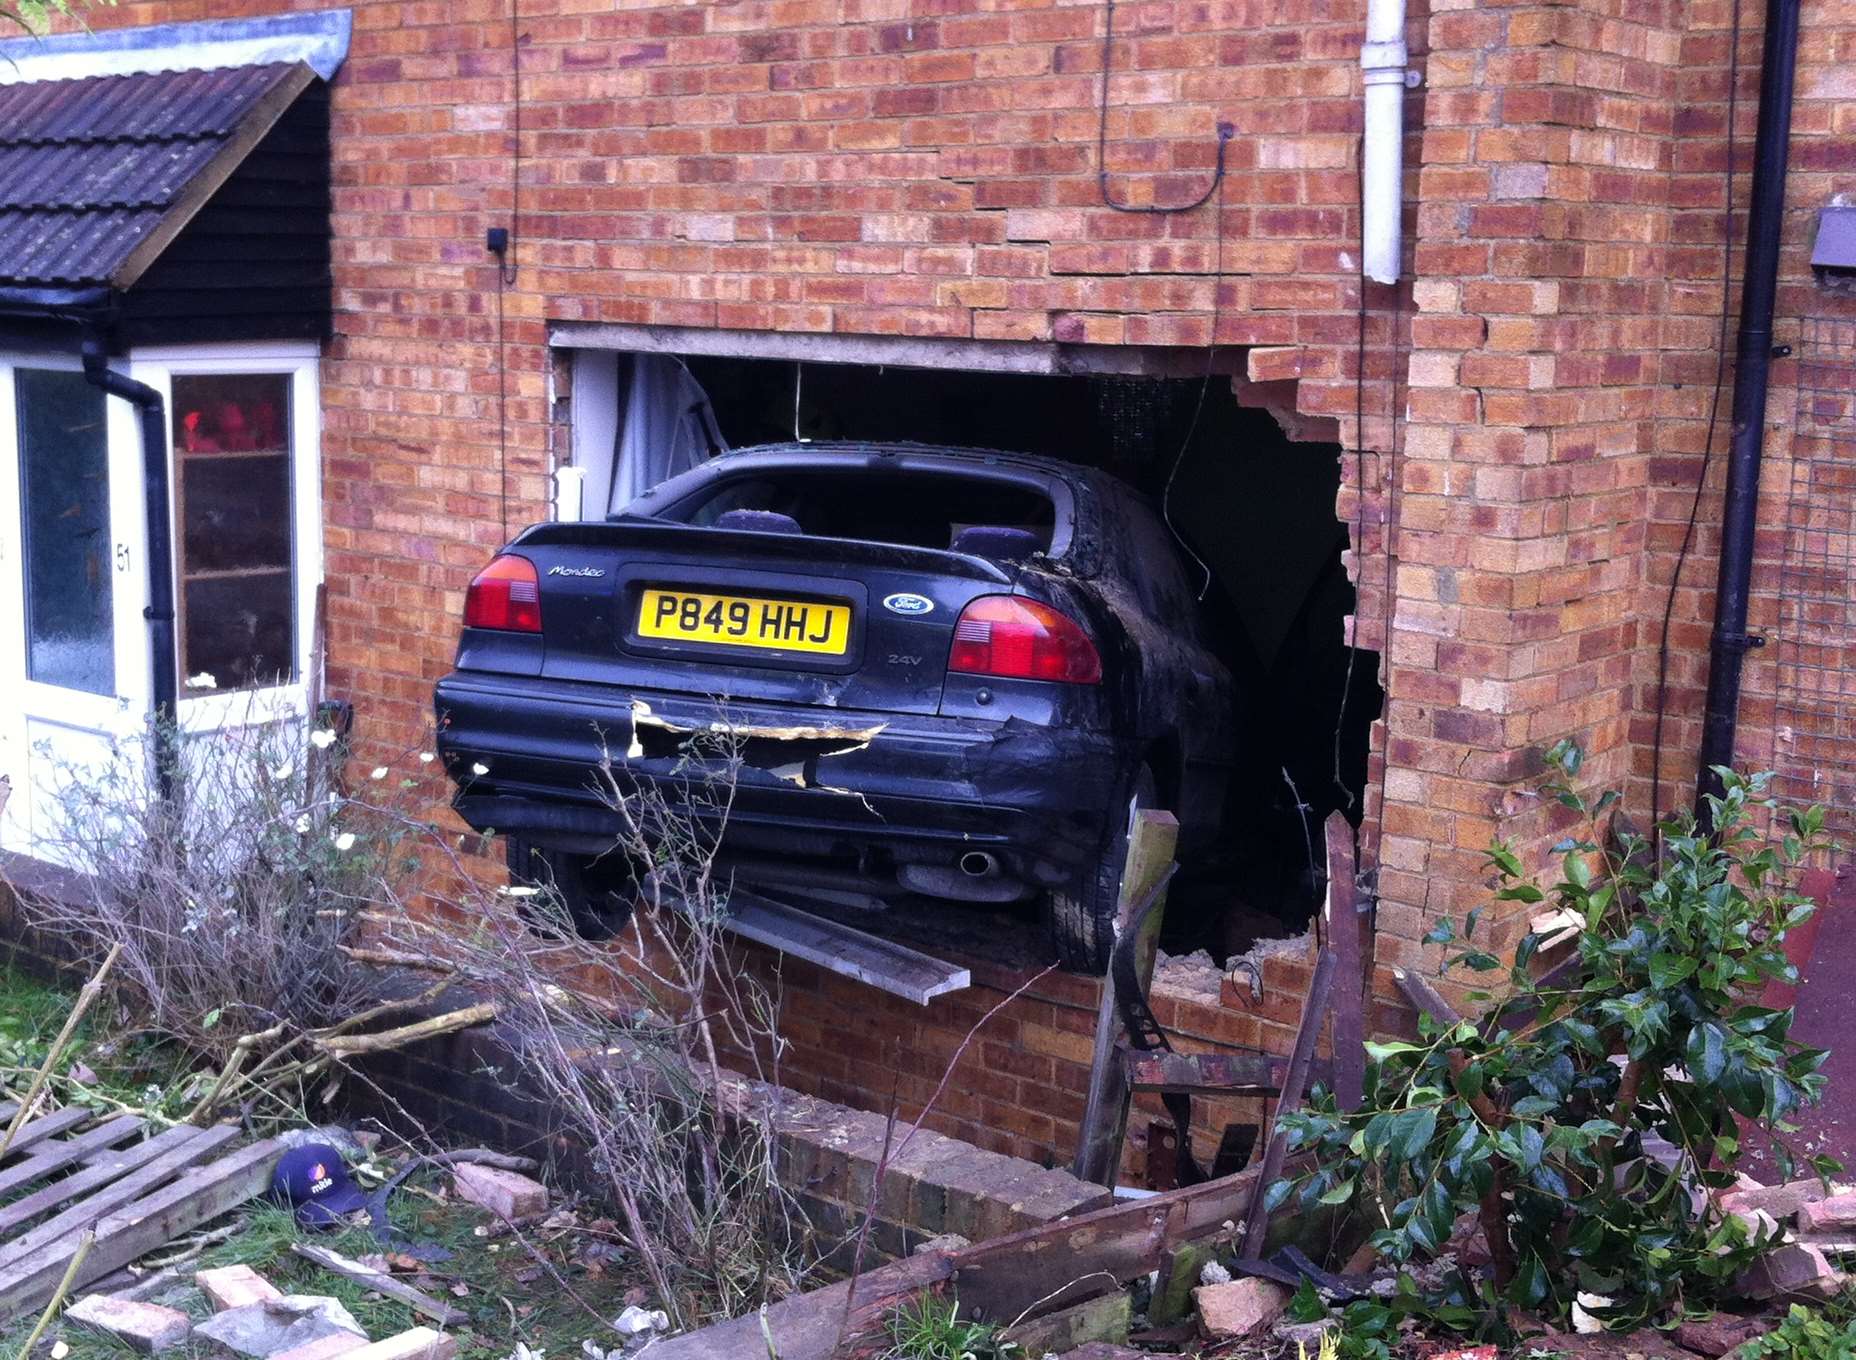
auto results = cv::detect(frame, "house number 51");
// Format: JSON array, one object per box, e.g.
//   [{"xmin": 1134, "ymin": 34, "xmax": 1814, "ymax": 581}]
[{"xmin": 116, "ymin": 545, "xmax": 131, "ymax": 573}]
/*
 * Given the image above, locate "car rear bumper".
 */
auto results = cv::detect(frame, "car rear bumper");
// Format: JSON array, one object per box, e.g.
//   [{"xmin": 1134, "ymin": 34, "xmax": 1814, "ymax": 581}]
[{"xmin": 434, "ymin": 671, "xmax": 1132, "ymax": 885}]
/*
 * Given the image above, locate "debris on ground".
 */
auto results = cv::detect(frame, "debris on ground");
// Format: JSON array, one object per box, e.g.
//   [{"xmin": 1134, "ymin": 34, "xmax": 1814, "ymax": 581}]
[
  {"xmin": 1191, "ymin": 1276, "xmax": 1288, "ymax": 1339},
  {"xmin": 196, "ymin": 1264, "xmax": 285, "ymax": 1311},
  {"xmin": 191, "ymin": 1293, "xmax": 368, "ymax": 1357},
  {"xmin": 450, "ymin": 1165, "xmax": 548, "ymax": 1221},
  {"xmin": 61, "ymin": 1294, "xmax": 192, "ymax": 1353}
]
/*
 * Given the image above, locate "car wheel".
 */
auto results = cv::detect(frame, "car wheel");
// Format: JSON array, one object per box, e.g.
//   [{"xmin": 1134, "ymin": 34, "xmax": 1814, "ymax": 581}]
[
  {"xmin": 1044, "ymin": 763, "xmax": 1160, "ymax": 975},
  {"xmin": 504, "ymin": 836, "xmax": 639, "ymax": 940}
]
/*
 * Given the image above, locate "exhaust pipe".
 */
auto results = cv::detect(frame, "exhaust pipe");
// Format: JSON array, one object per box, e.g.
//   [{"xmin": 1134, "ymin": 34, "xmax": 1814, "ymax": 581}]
[{"xmin": 959, "ymin": 851, "xmax": 1000, "ymax": 877}]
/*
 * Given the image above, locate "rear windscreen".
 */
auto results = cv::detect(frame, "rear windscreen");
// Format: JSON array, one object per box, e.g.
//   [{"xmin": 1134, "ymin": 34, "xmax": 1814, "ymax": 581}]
[{"xmin": 668, "ymin": 470, "xmax": 1059, "ymax": 556}]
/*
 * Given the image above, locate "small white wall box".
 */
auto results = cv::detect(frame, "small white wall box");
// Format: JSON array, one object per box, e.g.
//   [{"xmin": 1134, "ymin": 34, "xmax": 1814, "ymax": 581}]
[{"xmin": 1811, "ymin": 205, "xmax": 1856, "ymax": 292}]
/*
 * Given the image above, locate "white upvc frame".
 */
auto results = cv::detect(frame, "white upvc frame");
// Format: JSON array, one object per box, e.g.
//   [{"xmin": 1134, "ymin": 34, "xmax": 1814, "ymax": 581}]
[
  {"xmin": 125, "ymin": 340, "xmax": 324, "ymax": 735},
  {"xmin": 0, "ymin": 349, "xmax": 151, "ymax": 848}
]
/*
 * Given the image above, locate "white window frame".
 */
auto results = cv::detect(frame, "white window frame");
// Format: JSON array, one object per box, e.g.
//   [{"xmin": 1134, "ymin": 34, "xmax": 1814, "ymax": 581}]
[{"xmin": 126, "ymin": 340, "xmax": 323, "ymax": 735}]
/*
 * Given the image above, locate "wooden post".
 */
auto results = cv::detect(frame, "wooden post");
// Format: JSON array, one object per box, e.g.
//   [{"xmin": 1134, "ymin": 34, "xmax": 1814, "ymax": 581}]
[
  {"xmin": 1237, "ymin": 946, "xmax": 1336, "ymax": 1261},
  {"xmin": 1071, "ymin": 809, "xmax": 1180, "ymax": 1187},
  {"xmin": 1324, "ymin": 813, "xmax": 1370, "ymax": 1112}
]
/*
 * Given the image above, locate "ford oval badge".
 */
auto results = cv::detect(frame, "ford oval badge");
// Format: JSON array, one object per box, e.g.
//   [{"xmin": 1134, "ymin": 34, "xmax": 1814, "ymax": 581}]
[{"xmin": 883, "ymin": 592, "xmax": 934, "ymax": 617}]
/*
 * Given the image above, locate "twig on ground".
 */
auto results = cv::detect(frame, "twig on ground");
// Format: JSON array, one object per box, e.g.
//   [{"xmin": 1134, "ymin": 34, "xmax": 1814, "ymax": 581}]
[
  {"xmin": 14, "ymin": 1229, "xmax": 94, "ymax": 1360},
  {"xmin": 291, "ymin": 1243, "xmax": 470, "ymax": 1326},
  {"xmin": 438, "ymin": 1147, "xmax": 540, "ymax": 1173},
  {"xmin": 184, "ymin": 1021, "xmax": 288, "ymax": 1125},
  {"xmin": 1, "ymin": 943, "xmax": 121, "ymax": 1157},
  {"xmin": 314, "ymin": 1004, "xmax": 496, "ymax": 1056}
]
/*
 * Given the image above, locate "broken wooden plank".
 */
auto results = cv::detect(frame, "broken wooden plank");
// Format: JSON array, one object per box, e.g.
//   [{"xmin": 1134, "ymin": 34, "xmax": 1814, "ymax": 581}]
[
  {"xmin": 0, "ymin": 1126, "xmax": 238, "ymax": 1274},
  {"xmin": 1124, "ymin": 1051, "xmax": 1333, "ymax": 1096},
  {"xmin": 651, "ymin": 1156, "xmax": 1276, "ymax": 1360},
  {"xmin": 646, "ymin": 1246, "xmax": 954, "ymax": 1360},
  {"xmin": 709, "ymin": 886, "xmax": 970, "ymax": 1004},
  {"xmin": 951, "ymin": 1158, "xmax": 1274, "ymax": 1323},
  {"xmin": 1237, "ymin": 946, "xmax": 1337, "ymax": 1262},
  {"xmin": 289, "ymin": 1244, "xmax": 469, "ymax": 1327},
  {"xmin": 1072, "ymin": 809, "xmax": 1180, "ymax": 1186},
  {"xmin": 1392, "ymin": 966, "xmax": 1462, "ymax": 1027},
  {"xmin": 0, "ymin": 1116, "xmax": 144, "ymax": 1198},
  {"xmin": 0, "ymin": 1136, "xmax": 281, "ymax": 1322},
  {"xmin": 999, "ymin": 1290, "xmax": 1130, "ymax": 1354},
  {"xmin": 0, "ymin": 1106, "xmax": 93, "ymax": 1159},
  {"xmin": 0, "ymin": 1124, "xmax": 207, "ymax": 1239},
  {"xmin": 1324, "ymin": 813, "xmax": 1369, "ymax": 1112}
]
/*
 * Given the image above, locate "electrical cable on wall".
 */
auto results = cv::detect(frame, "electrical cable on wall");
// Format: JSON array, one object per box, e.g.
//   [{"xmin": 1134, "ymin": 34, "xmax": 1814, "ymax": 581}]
[
  {"xmin": 1650, "ymin": 0, "xmax": 1745, "ymax": 843},
  {"xmin": 1158, "ymin": 178, "xmax": 1227, "ymax": 601},
  {"xmin": 1369, "ymin": 282, "xmax": 1408, "ymax": 875},
  {"xmin": 494, "ymin": 0, "xmax": 523, "ymax": 540},
  {"xmin": 1095, "ymin": 1, "xmax": 1233, "ymax": 595},
  {"xmin": 1096, "ymin": 0, "xmax": 1233, "ymax": 214}
]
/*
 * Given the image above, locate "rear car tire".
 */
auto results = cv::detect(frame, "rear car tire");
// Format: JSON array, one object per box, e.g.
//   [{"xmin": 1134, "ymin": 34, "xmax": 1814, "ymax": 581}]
[
  {"xmin": 1043, "ymin": 764, "xmax": 1159, "ymax": 975},
  {"xmin": 504, "ymin": 836, "xmax": 639, "ymax": 940}
]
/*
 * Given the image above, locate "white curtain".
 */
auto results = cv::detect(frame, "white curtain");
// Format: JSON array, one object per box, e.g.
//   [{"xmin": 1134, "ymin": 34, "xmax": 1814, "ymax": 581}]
[{"xmin": 608, "ymin": 354, "xmax": 725, "ymax": 514}]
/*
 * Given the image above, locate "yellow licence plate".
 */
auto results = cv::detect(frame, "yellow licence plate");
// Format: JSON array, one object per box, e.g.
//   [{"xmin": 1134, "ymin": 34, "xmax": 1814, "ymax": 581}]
[{"xmin": 636, "ymin": 588, "xmax": 852, "ymax": 655}]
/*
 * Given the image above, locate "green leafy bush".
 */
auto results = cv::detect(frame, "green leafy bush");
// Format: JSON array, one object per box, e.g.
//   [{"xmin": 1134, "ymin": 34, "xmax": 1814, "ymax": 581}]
[
  {"xmin": 1275, "ymin": 746, "xmax": 1837, "ymax": 1331},
  {"xmin": 1742, "ymin": 1303, "xmax": 1856, "ymax": 1359}
]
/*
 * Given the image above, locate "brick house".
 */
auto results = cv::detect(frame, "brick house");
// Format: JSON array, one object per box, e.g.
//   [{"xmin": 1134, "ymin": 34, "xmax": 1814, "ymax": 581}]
[{"xmin": 0, "ymin": 0, "xmax": 1852, "ymax": 1177}]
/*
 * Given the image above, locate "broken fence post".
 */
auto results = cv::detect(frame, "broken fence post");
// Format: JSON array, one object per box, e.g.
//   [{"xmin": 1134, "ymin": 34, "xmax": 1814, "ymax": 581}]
[
  {"xmin": 1237, "ymin": 946, "xmax": 1337, "ymax": 1260},
  {"xmin": 1323, "ymin": 813, "xmax": 1370, "ymax": 1113},
  {"xmin": 1071, "ymin": 808, "xmax": 1180, "ymax": 1187}
]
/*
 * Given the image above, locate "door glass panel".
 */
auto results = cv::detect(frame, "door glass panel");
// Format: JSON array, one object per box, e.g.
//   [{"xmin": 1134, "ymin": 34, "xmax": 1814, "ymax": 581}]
[
  {"xmin": 17, "ymin": 368, "xmax": 113, "ymax": 696},
  {"xmin": 171, "ymin": 373, "xmax": 295, "ymax": 691}
]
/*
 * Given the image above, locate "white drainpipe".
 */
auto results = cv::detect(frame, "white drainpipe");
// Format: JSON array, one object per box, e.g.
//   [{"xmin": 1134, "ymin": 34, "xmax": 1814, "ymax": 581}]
[{"xmin": 1360, "ymin": 0, "xmax": 1409, "ymax": 284}]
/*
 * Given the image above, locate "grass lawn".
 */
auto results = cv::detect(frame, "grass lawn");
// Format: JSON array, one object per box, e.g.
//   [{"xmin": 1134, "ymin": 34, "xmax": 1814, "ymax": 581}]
[{"xmin": 0, "ymin": 963, "xmax": 651, "ymax": 1360}]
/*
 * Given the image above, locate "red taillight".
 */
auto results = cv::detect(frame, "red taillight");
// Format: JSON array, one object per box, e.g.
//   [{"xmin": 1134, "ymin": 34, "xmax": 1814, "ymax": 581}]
[
  {"xmin": 948, "ymin": 595, "xmax": 1101, "ymax": 684},
  {"xmin": 464, "ymin": 554, "xmax": 542, "ymax": 633}
]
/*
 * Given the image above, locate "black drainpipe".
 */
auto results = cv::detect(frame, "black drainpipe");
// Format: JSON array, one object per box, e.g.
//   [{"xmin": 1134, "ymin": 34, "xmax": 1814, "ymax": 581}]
[
  {"xmin": 81, "ymin": 335, "xmax": 179, "ymax": 802},
  {"xmin": 1695, "ymin": 0, "xmax": 1803, "ymax": 826}
]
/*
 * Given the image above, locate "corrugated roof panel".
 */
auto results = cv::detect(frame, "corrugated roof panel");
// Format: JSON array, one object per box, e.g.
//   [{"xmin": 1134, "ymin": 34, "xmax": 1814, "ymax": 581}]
[
  {"xmin": 0, "ymin": 63, "xmax": 294, "ymax": 144},
  {"xmin": 0, "ymin": 61, "xmax": 310, "ymax": 286},
  {"xmin": 0, "ymin": 139, "xmax": 227, "ymax": 211},
  {"xmin": 0, "ymin": 207, "xmax": 161, "ymax": 285}
]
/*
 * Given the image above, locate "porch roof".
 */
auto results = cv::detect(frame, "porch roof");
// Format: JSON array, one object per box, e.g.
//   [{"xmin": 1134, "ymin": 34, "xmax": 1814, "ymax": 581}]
[{"xmin": 0, "ymin": 60, "xmax": 318, "ymax": 290}]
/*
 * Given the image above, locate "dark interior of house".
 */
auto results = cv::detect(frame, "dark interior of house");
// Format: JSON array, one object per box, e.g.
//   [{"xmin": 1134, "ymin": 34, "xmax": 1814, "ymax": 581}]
[{"xmin": 649, "ymin": 353, "xmax": 1384, "ymax": 962}]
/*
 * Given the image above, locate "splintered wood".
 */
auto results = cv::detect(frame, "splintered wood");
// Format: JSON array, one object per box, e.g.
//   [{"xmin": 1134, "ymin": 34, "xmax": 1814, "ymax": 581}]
[{"xmin": 0, "ymin": 1091, "xmax": 281, "ymax": 1323}]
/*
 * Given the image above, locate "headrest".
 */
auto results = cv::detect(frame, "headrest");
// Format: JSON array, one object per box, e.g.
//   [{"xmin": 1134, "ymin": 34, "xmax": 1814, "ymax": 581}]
[
  {"xmin": 714, "ymin": 509, "xmax": 802, "ymax": 535},
  {"xmin": 950, "ymin": 525, "xmax": 1042, "ymax": 560}
]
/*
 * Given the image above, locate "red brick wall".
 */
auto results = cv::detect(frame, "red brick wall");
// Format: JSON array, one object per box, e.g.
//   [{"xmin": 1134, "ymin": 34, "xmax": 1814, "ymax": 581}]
[
  {"xmin": 1642, "ymin": 0, "xmax": 1856, "ymax": 834},
  {"xmin": 54, "ymin": 0, "xmax": 1856, "ymax": 1158}
]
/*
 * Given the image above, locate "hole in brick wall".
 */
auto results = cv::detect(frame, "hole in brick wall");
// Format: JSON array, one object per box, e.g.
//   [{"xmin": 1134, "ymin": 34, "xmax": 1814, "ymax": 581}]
[{"xmin": 562, "ymin": 348, "xmax": 1382, "ymax": 965}]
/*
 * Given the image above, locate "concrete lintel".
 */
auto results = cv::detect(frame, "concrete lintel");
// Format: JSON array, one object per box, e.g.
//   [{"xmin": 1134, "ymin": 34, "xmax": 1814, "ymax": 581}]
[{"xmin": 548, "ymin": 321, "xmax": 1247, "ymax": 381}]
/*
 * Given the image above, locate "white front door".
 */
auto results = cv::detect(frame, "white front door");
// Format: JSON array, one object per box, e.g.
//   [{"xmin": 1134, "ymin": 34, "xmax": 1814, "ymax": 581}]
[
  {"xmin": 128, "ymin": 344, "xmax": 323, "ymax": 748},
  {"xmin": 0, "ymin": 343, "xmax": 322, "ymax": 856},
  {"xmin": 0, "ymin": 355, "xmax": 151, "ymax": 852}
]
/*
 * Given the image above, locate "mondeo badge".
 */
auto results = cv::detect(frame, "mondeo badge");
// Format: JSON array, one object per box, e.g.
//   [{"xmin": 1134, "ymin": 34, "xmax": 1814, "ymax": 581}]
[
  {"xmin": 883, "ymin": 592, "xmax": 933, "ymax": 616},
  {"xmin": 548, "ymin": 565, "xmax": 606, "ymax": 578}
]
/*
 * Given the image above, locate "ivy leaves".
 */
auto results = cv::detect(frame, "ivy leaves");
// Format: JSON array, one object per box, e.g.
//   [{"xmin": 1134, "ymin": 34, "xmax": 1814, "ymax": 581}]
[{"xmin": 1275, "ymin": 751, "xmax": 1841, "ymax": 1334}]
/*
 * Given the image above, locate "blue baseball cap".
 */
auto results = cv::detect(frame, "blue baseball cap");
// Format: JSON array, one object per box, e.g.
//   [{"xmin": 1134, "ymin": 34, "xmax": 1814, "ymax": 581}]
[{"xmin": 271, "ymin": 1143, "xmax": 366, "ymax": 1229}]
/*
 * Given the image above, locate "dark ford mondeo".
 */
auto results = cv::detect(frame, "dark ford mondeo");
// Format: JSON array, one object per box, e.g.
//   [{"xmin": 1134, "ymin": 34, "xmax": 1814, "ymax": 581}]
[{"xmin": 435, "ymin": 442, "xmax": 1236, "ymax": 972}]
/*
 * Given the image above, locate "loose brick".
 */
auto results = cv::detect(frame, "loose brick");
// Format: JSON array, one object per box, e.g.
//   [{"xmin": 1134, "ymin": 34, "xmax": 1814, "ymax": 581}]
[
  {"xmin": 195, "ymin": 1265, "xmax": 284, "ymax": 1313},
  {"xmin": 452, "ymin": 1164, "xmax": 549, "ymax": 1219},
  {"xmin": 63, "ymin": 1296, "xmax": 193, "ymax": 1354}
]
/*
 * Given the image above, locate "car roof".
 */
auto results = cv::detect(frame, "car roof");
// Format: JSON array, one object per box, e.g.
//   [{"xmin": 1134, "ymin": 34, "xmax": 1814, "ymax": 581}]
[{"xmin": 713, "ymin": 440, "xmax": 1109, "ymax": 488}]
